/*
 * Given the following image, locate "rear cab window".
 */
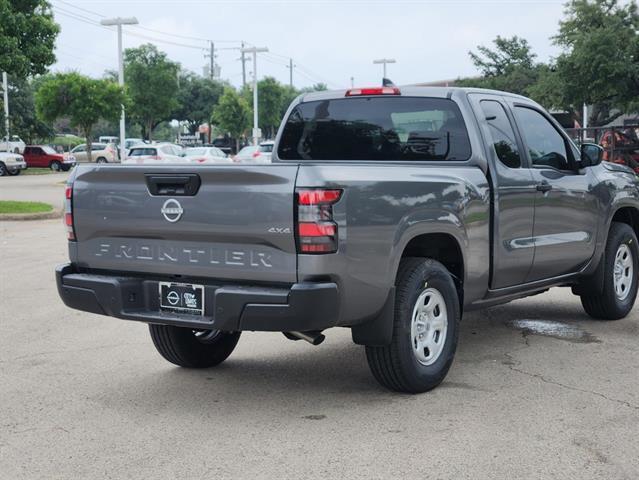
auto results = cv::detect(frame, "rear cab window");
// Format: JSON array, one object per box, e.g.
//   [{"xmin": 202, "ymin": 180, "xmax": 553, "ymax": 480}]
[{"xmin": 277, "ymin": 96, "xmax": 471, "ymax": 161}]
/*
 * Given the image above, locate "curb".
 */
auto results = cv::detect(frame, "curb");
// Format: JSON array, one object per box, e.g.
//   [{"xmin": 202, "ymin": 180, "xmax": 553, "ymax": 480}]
[{"xmin": 0, "ymin": 208, "xmax": 62, "ymax": 221}]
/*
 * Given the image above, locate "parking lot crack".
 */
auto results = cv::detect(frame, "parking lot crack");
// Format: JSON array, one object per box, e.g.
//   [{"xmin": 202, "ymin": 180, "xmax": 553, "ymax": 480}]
[{"xmin": 503, "ymin": 353, "xmax": 639, "ymax": 411}]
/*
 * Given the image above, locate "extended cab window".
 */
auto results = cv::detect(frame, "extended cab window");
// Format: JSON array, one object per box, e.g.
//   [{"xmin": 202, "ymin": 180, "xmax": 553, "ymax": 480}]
[
  {"xmin": 278, "ymin": 97, "xmax": 471, "ymax": 161},
  {"xmin": 515, "ymin": 106, "xmax": 569, "ymax": 170},
  {"xmin": 480, "ymin": 100, "xmax": 521, "ymax": 168}
]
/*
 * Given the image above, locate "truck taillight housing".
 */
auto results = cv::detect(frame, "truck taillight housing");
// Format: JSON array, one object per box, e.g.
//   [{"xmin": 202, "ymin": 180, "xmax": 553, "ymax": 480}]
[
  {"xmin": 64, "ymin": 185, "xmax": 75, "ymax": 241},
  {"xmin": 296, "ymin": 188, "xmax": 342, "ymax": 254}
]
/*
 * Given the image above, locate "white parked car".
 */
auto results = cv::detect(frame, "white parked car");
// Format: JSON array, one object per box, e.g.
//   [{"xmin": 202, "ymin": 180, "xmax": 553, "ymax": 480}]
[
  {"xmin": 124, "ymin": 138, "xmax": 145, "ymax": 150},
  {"xmin": 0, "ymin": 152, "xmax": 27, "ymax": 176},
  {"xmin": 0, "ymin": 135, "xmax": 26, "ymax": 154},
  {"xmin": 184, "ymin": 146, "xmax": 233, "ymax": 164},
  {"xmin": 234, "ymin": 141, "xmax": 273, "ymax": 163},
  {"xmin": 124, "ymin": 143, "xmax": 185, "ymax": 164},
  {"xmin": 98, "ymin": 136, "xmax": 119, "ymax": 145},
  {"xmin": 70, "ymin": 143, "xmax": 119, "ymax": 163}
]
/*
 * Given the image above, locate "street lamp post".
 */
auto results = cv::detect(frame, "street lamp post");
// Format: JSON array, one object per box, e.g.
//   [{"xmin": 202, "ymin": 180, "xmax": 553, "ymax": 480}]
[
  {"xmin": 2, "ymin": 72, "xmax": 9, "ymax": 152},
  {"xmin": 373, "ymin": 58, "xmax": 396, "ymax": 79},
  {"xmin": 241, "ymin": 46, "xmax": 268, "ymax": 146},
  {"xmin": 100, "ymin": 16, "xmax": 139, "ymax": 161}
]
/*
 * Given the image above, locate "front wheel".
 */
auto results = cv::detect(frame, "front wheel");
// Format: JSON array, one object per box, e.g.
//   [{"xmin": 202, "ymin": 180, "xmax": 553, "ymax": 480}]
[
  {"xmin": 149, "ymin": 324, "xmax": 240, "ymax": 368},
  {"xmin": 96, "ymin": 157, "xmax": 108, "ymax": 164},
  {"xmin": 580, "ymin": 222, "xmax": 638, "ymax": 320},
  {"xmin": 0, "ymin": 162, "xmax": 7, "ymax": 176},
  {"xmin": 366, "ymin": 258, "xmax": 460, "ymax": 393},
  {"xmin": 7, "ymin": 169, "xmax": 21, "ymax": 176}
]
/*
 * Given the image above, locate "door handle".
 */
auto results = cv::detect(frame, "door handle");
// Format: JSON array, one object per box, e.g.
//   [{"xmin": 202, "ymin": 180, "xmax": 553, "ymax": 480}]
[{"xmin": 536, "ymin": 183, "xmax": 553, "ymax": 193}]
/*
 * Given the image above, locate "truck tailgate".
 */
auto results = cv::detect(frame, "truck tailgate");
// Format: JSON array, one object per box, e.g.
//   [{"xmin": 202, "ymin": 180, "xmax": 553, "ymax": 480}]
[{"xmin": 71, "ymin": 165, "xmax": 299, "ymax": 283}]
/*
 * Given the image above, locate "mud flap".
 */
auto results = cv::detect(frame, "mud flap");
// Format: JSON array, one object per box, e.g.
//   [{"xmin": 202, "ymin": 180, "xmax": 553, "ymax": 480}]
[{"xmin": 351, "ymin": 288, "xmax": 395, "ymax": 346}]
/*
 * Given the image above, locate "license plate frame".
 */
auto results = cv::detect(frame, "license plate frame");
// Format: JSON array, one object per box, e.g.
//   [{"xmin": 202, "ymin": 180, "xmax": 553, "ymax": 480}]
[{"xmin": 159, "ymin": 282, "xmax": 205, "ymax": 316}]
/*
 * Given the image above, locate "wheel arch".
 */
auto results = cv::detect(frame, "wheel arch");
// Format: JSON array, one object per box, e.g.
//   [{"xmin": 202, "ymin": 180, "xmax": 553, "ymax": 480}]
[
  {"xmin": 397, "ymin": 232, "xmax": 465, "ymax": 307},
  {"xmin": 610, "ymin": 206, "xmax": 639, "ymax": 239}
]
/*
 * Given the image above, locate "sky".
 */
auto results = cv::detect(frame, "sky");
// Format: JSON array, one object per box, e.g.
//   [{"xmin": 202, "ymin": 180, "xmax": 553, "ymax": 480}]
[{"xmin": 49, "ymin": 0, "xmax": 570, "ymax": 89}]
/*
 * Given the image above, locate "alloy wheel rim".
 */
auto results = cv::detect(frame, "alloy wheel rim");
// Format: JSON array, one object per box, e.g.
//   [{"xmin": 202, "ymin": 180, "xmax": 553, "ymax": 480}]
[
  {"xmin": 410, "ymin": 287, "xmax": 448, "ymax": 366},
  {"xmin": 614, "ymin": 244, "xmax": 634, "ymax": 301}
]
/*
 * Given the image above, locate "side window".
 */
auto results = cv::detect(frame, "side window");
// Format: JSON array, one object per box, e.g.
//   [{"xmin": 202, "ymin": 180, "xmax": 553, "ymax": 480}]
[
  {"xmin": 479, "ymin": 100, "xmax": 521, "ymax": 168},
  {"xmin": 74, "ymin": 145, "xmax": 86, "ymax": 153},
  {"xmin": 515, "ymin": 107, "xmax": 569, "ymax": 170}
]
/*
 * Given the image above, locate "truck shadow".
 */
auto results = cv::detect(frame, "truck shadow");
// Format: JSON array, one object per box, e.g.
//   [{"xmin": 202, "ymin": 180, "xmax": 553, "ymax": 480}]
[{"xmin": 96, "ymin": 295, "xmax": 615, "ymax": 416}]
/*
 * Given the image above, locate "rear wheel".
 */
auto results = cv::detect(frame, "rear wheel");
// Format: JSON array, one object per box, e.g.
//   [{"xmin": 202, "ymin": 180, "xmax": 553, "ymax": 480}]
[
  {"xmin": 366, "ymin": 258, "xmax": 460, "ymax": 393},
  {"xmin": 580, "ymin": 222, "xmax": 638, "ymax": 320},
  {"xmin": 149, "ymin": 324, "xmax": 240, "ymax": 368},
  {"xmin": 96, "ymin": 157, "xmax": 108, "ymax": 164},
  {"xmin": 50, "ymin": 160, "xmax": 61, "ymax": 171}
]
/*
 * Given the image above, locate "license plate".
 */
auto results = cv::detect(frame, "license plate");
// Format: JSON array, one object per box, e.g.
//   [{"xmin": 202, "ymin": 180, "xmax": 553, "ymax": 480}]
[{"xmin": 159, "ymin": 282, "xmax": 205, "ymax": 315}]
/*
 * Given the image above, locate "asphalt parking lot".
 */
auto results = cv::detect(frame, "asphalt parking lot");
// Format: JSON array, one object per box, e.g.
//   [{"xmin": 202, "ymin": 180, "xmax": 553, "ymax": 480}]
[{"xmin": 1, "ymin": 216, "xmax": 638, "ymax": 479}]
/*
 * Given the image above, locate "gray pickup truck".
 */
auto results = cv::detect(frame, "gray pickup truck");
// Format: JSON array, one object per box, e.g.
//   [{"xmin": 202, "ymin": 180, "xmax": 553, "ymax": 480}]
[{"xmin": 56, "ymin": 86, "xmax": 639, "ymax": 393}]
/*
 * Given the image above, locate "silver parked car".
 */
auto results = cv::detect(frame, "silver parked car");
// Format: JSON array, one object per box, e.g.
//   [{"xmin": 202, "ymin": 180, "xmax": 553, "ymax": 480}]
[
  {"xmin": 184, "ymin": 146, "xmax": 233, "ymax": 164},
  {"xmin": 234, "ymin": 141, "xmax": 273, "ymax": 163},
  {"xmin": 123, "ymin": 143, "xmax": 185, "ymax": 164}
]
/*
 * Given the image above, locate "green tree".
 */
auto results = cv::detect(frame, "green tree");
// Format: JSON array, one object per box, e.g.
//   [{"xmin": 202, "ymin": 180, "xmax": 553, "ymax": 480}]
[
  {"xmin": 174, "ymin": 72, "xmax": 226, "ymax": 135},
  {"xmin": 35, "ymin": 72, "xmax": 126, "ymax": 159},
  {"xmin": 0, "ymin": 75, "xmax": 53, "ymax": 142},
  {"xmin": 0, "ymin": 0, "xmax": 59, "ymax": 78},
  {"xmin": 530, "ymin": 0, "xmax": 639, "ymax": 126},
  {"xmin": 456, "ymin": 36, "xmax": 544, "ymax": 96},
  {"xmin": 212, "ymin": 88, "xmax": 251, "ymax": 151},
  {"xmin": 124, "ymin": 44, "xmax": 180, "ymax": 140}
]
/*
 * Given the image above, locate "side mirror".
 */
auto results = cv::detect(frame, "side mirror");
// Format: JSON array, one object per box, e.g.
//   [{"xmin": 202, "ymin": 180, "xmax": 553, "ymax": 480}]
[{"xmin": 580, "ymin": 143, "xmax": 603, "ymax": 168}]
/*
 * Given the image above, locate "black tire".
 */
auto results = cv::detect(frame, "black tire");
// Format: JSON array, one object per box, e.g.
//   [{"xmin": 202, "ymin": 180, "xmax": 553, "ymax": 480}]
[
  {"xmin": 7, "ymin": 168, "xmax": 20, "ymax": 176},
  {"xmin": 0, "ymin": 162, "xmax": 6, "ymax": 176},
  {"xmin": 149, "ymin": 324, "xmax": 240, "ymax": 368},
  {"xmin": 96, "ymin": 157, "xmax": 107, "ymax": 163},
  {"xmin": 366, "ymin": 258, "xmax": 460, "ymax": 393},
  {"xmin": 50, "ymin": 160, "xmax": 61, "ymax": 171},
  {"xmin": 581, "ymin": 222, "xmax": 638, "ymax": 320}
]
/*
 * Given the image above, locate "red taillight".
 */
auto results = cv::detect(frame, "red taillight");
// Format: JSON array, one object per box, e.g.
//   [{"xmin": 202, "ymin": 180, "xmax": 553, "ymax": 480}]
[
  {"xmin": 64, "ymin": 185, "xmax": 75, "ymax": 241},
  {"xmin": 296, "ymin": 188, "xmax": 342, "ymax": 254},
  {"xmin": 297, "ymin": 189, "xmax": 342, "ymax": 205},
  {"xmin": 252, "ymin": 151, "xmax": 261, "ymax": 158},
  {"xmin": 345, "ymin": 87, "xmax": 400, "ymax": 97}
]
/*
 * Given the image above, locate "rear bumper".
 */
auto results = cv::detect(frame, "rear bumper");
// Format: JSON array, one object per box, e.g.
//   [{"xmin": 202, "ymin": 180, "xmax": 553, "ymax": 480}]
[{"xmin": 56, "ymin": 263, "xmax": 339, "ymax": 332}]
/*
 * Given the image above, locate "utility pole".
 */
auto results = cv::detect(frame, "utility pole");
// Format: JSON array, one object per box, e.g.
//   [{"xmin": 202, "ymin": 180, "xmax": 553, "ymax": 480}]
[
  {"xmin": 101, "ymin": 16, "xmax": 139, "ymax": 161},
  {"xmin": 287, "ymin": 58, "xmax": 295, "ymax": 88},
  {"xmin": 209, "ymin": 42, "xmax": 215, "ymax": 79},
  {"xmin": 350, "ymin": 76, "xmax": 354, "ymax": 88},
  {"xmin": 2, "ymin": 72, "xmax": 9, "ymax": 151},
  {"xmin": 240, "ymin": 41, "xmax": 247, "ymax": 87},
  {"xmin": 240, "ymin": 46, "xmax": 268, "ymax": 146},
  {"xmin": 373, "ymin": 58, "xmax": 396, "ymax": 79}
]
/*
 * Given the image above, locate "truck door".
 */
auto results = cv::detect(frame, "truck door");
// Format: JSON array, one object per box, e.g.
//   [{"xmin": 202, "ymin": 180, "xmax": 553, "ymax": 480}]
[
  {"xmin": 469, "ymin": 94, "xmax": 536, "ymax": 288},
  {"xmin": 510, "ymin": 104, "xmax": 599, "ymax": 282}
]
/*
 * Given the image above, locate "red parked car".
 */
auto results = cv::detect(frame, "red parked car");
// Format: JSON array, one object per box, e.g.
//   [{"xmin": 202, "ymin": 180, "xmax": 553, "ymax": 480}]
[{"xmin": 23, "ymin": 145, "xmax": 76, "ymax": 171}]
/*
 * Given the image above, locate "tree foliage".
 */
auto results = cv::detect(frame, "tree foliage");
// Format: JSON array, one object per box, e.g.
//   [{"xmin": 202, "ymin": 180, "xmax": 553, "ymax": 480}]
[
  {"xmin": 124, "ymin": 44, "xmax": 180, "ymax": 140},
  {"xmin": 35, "ymin": 72, "xmax": 126, "ymax": 157},
  {"xmin": 533, "ymin": 0, "xmax": 639, "ymax": 125},
  {"xmin": 0, "ymin": 75, "xmax": 53, "ymax": 142},
  {"xmin": 174, "ymin": 73, "xmax": 226, "ymax": 133},
  {"xmin": 0, "ymin": 0, "xmax": 59, "ymax": 78},
  {"xmin": 456, "ymin": 36, "xmax": 544, "ymax": 96},
  {"xmin": 211, "ymin": 88, "xmax": 251, "ymax": 150}
]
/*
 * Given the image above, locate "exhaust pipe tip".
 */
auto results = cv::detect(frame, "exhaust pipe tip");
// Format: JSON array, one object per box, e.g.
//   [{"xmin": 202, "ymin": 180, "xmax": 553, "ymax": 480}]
[{"xmin": 285, "ymin": 331, "xmax": 325, "ymax": 345}]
